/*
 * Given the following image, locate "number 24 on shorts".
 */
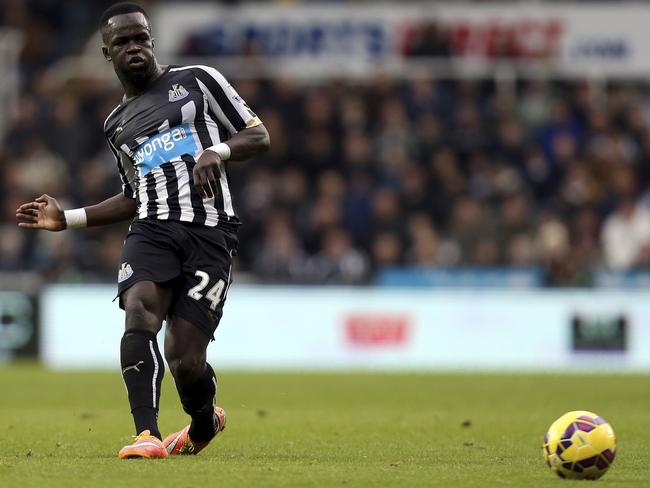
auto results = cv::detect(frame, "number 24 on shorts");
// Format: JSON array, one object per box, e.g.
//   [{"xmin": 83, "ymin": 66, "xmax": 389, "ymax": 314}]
[{"xmin": 187, "ymin": 270, "xmax": 227, "ymax": 310}]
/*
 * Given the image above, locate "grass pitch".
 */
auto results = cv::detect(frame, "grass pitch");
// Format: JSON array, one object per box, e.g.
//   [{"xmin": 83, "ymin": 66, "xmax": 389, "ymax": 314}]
[{"xmin": 0, "ymin": 364, "xmax": 648, "ymax": 487}]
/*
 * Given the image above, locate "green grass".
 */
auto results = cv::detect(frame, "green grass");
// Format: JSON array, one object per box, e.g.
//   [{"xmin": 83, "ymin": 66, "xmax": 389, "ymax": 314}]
[{"xmin": 0, "ymin": 364, "xmax": 648, "ymax": 487}]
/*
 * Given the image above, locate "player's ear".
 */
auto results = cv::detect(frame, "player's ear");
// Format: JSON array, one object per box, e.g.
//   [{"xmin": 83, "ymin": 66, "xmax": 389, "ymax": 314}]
[{"xmin": 102, "ymin": 45, "xmax": 111, "ymax": 62}]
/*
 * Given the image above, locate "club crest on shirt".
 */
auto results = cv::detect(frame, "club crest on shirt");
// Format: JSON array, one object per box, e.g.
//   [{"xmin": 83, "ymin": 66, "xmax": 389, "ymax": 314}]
[
  {"xmin": 118, "ymin": 262, "xmax": 134, "ymax": 283},
  {"xmin": 168, "ymin": 84, "xmax": 189, "ymax": 102}
]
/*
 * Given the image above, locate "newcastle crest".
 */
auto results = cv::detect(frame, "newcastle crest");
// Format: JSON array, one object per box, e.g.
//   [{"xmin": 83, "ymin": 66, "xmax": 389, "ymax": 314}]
[
  {"xmin": 168, "ymin": 84, "xmax": 190, "ymax": 102},
  {"xmin": 118, "ymin": 262, "xmax": 134, "ymax": 283}
]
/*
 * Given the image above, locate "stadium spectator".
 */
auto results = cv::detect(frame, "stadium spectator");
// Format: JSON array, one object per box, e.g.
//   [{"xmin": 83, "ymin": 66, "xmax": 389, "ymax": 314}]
[
  {"xmin": 253, "ymin": 212, "xmax": 307, "ymax": 283},
  {"xmin": 305, "ymin": 227, "xmax": 369, "ymax": 284},
  {"xmin": 404, "ymin": 21, "xmax": 451, "ymax": 58},
  {"xmin": 601, "ymin": 196, "xmax": 650, "ymax": 270}
]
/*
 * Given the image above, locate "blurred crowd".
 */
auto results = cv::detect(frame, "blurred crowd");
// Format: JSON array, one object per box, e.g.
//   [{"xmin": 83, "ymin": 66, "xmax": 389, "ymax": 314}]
[{"xmin": 2, "ymin": 2, "xmax": 650, "ymax": 287}]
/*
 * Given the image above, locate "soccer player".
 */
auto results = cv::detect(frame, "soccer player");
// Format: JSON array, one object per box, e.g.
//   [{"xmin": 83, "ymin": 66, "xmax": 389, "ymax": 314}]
[{"xmin": 15, "ymin": 2, "xmax": 269, "ymax": 459}]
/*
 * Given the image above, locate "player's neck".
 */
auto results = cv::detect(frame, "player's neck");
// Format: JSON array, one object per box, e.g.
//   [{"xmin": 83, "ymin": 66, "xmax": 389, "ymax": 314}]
[{"xmin": 121, "ymin": 63, "xmax": 166, "ymax": 100}]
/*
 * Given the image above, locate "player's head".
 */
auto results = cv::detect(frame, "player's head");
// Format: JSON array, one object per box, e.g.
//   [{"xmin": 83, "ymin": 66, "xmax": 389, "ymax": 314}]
[{"xmin": 100, "ymin": 2, "xmax": 157, "ymax": 85}]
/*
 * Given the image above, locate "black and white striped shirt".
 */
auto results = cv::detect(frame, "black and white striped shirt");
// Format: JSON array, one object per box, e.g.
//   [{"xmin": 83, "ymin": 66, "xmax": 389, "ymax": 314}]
[{"xmin": 104, "ymin": 64, "xmax": 261, "ymax": 227}]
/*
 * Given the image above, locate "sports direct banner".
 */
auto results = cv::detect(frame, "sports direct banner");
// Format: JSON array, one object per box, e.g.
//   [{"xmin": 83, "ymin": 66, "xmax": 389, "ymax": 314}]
[
  {"xmin": 153, "ymin": 2, "xmax": 650, "ymax": 77},
  {"xmin": 41, "ymin": 285, "xmax": 650, "ymax": 371}
]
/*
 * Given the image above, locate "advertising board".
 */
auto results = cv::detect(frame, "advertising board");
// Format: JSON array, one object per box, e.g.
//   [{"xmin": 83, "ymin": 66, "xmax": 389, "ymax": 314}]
[
  {"xmin": 0, "ymin": 291, "xmax": 35, "ymax": 361},
  {"xmin": 40, "ymin": 285, "xmax": 650, "ymax": 371},
  {"xmin": 152, "ymin": 3, "xmax": 650, "ymax": 77}
]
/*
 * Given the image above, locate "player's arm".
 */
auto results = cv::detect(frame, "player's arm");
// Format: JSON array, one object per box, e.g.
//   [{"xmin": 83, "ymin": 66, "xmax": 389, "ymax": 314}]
[
  {"xmin": 191, "ymin": 65, "xmax": 270, "ymax": 198},
  {"xmin": 193, "ymin": 124, "xmax": 270, "ymax": 198},
  {"xmin": 209, "ymin": 124, "xmax": 270, "ymax": 162},
  {"xmin": 16, "ymin": 192, "xmax": 136, "ymax": 231},
  {"xmin": 85, "ymin": 192, "xmax": 137, "ymax": 225}
]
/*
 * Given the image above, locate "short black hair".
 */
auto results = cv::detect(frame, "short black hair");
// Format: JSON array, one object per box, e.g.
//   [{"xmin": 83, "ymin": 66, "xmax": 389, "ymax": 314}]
[{"xmin": 100, "ymin": 2, "xmax": 149, "ymax": 35}]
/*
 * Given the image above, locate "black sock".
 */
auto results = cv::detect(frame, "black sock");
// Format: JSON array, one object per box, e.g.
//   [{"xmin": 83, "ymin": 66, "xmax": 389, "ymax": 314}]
[
  {"xmin": 120, "ymin": 329, "xmax": 164, "ymax": 440},
  {"xmin": 175, "ymin": 363, "xmax": 218, "ymax": 442}
]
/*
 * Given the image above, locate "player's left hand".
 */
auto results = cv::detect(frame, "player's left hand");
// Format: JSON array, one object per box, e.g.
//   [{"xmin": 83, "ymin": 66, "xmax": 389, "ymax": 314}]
[{"xmin": 193, "ymin": 150, "xmax": 222, "ymax": 199}]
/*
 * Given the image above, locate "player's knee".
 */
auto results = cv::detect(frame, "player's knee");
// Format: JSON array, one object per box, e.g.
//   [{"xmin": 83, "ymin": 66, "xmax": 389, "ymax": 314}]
[
  {"xmin": 123, "ymin": 296, "xmax": 160, "ymax": 332},
  {"xmin": 167, "ymin": 352, "xmax": 204, "ymax": 383}
]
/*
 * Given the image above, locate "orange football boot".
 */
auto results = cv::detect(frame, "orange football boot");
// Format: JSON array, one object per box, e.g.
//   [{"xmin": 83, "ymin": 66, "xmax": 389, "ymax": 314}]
[
  {"xmin": 118, "ymin": 430, "xmax": 169, "ymax": 459},
  {"xmin": 163, "ymin": 406, "xmax": 226, "ymax": 455}
]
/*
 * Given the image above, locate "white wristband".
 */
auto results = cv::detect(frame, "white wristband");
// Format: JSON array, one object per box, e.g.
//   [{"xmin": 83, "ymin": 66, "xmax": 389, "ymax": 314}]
[
  {"xmin": 205, "ymin": 142, "xmax": 231, "ymax": 161},
  {"xmin": 64, "ymin": 208, "xmax": 87, "ymax": 229}
]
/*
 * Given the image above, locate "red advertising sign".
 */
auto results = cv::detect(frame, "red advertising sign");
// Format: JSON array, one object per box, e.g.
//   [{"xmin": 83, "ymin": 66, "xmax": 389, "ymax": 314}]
[{"xmin": 345, "ymin": 314, "xmax": 410, "ymax": 346}]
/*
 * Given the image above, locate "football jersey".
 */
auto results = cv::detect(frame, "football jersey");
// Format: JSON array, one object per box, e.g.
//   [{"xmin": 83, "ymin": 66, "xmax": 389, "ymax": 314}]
[{"xmin": 103, "ymin": 64, "xmax": 261, "ymax": 227}]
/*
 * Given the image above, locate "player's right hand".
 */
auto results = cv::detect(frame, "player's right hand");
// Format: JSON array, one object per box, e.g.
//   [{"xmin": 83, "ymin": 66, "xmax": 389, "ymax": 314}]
[
  {"xmin": 193, "ymin": 150, "xmax": 222, "ymax": 200},
  {"xmin": 15, "ymin": 194, "xmax": 66, "ymax": 231}
]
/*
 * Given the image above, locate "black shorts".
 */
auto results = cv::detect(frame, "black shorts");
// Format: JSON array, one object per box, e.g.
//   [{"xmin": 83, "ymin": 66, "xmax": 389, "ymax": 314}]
[{"xmin": 117, "ymin": 219, "xmax": 239, "ymax": 339}]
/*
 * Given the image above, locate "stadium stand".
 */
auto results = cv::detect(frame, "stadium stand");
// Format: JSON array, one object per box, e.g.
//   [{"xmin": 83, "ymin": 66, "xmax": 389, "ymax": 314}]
[{"xmin": 2, "ymin": 1, "xmax": 650, "ymax": 287}]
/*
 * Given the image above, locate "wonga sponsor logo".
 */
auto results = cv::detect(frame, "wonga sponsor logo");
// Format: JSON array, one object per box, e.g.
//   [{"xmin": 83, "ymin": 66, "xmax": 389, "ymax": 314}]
[
  {"xmin": 344, "ymin": 314, "xmax": 410, "ymax": 347},
  {"xmin": 133, "ymin": 123, "xmax": 197, "ymax": 175}
]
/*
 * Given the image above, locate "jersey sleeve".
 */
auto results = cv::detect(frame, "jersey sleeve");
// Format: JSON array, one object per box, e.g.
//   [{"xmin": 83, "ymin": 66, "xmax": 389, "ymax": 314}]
[
  {"xmin": 106, "ymin": 137, "xmax": 136, "ymax": 199},
  {"xmin": 193, "ymin": 65, "xmax": 262, "ymax": 136}
]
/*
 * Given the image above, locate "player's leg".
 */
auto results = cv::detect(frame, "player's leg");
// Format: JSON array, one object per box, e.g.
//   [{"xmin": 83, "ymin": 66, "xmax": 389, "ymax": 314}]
[
  {"xmin": 117, "ymin": 220, "xmax": 184, "ymax": 444},
  {"xmin": 164, "ymin": 316, "xmax": 224, "ymax": 446},
  {"xmin": 120, "ymin": 281, "xmax": 174, "ymax": 441},
  {"xmin": 115, "ymin": 221, "xmax": 186, "ymax": 458},
  {"xmin": 162, "ymin": 226, "xmax": 237, "ymax": 454}
]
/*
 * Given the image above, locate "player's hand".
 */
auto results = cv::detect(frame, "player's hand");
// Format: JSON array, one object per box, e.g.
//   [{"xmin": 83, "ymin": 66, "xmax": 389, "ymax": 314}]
[
  {"xmin": 15, "ymin": 194, "xmax": 66, "ymax": 231},
  {"xmin": 193, "ymin": 150, "xmax": 222, "ymax": 199}
]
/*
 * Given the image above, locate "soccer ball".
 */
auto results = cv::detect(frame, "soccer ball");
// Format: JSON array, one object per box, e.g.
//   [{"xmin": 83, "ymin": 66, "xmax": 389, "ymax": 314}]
[{"xmin": 543, "ymin": 410, "xmax": 616, "ymax": 480}]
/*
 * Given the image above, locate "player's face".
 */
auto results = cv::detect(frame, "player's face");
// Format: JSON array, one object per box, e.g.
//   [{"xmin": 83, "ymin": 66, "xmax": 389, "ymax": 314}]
[{"xmin": 102, "ymin": 12, "xmax": 156, "ymax": 84}]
